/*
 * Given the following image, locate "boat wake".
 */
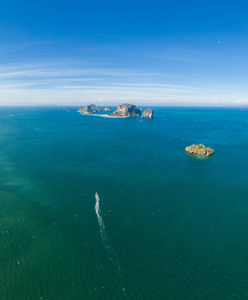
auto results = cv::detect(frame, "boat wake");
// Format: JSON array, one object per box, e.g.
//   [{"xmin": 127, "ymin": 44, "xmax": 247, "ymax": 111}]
[
  {"xmin": 94, "ymin": 193, "xmax": 125, "ymax": 295},
  {"xmin": 95, "ymin": 192, "xmax": 109, "ymax": 248}
]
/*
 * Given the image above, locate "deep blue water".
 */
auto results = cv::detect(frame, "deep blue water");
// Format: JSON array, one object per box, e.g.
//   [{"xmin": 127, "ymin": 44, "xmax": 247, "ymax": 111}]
[{"xmin": 0, "ymin": 106, "xmax": 248, "ymax": 299}]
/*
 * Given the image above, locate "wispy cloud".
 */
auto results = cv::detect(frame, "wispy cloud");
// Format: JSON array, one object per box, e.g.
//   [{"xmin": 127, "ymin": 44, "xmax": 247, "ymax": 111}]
[
  {"xmin": 0, "ymin": 63, "xmax": 244, "ymax": 106},
  {"xmin": 235, "ymin": 99, "xmax": 248, "ymax": 104},
  {"xmin": 0, "ymin": 66, "xmax": 162, "ymax": 79}
]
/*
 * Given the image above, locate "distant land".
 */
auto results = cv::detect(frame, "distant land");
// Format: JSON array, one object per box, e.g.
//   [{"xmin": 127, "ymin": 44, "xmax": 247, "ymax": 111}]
[{"xmin": 77, "ymin": 103, "xmax": 155, "ymax": 118}]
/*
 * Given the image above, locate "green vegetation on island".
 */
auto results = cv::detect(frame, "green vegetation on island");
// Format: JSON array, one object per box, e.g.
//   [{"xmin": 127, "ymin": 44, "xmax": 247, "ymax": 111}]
[
  {"xmin": 77, "ymin": 104, "xmax": 102, "ymax": 114},
  {"xmin": 185, "ymin": 144, "xmax": 214, "ymax": 157},
  {"xmin": 108, "ymin": 103, "xmax": 142, "ymax": 117}
]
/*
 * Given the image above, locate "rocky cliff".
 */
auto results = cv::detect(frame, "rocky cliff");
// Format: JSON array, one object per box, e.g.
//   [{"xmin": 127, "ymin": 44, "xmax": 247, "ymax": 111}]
[
  {"xmin": 142, "ymin": 108, "xmax": 154, "ymax": 119},
  {"xmin": 108, "ymin": 103, "xmax": 141, "ymax": 117}
]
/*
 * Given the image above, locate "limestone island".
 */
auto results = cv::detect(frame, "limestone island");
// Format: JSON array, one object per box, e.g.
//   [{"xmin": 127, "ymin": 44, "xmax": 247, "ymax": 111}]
[
  {"xmin": 108, "ymin": 103, "xmax": 141, "ymax": 118},
  {"xmin": 185, "ymin": 144, "xmax": 214, "ymax": 157},
  {"xmin": 77, "ymin": 104, "xmax": 102, "ymax": 114},
  {"xmin": 104, "ymin": 107, "xmax": 111, "ymax": 111},
  {"xmin": 66, "ymin": 108, "xmax": 71, "ymax": 112},
  {"xmin": 142, "ymin": 108, "xmax": 154, "ymax": 119}
]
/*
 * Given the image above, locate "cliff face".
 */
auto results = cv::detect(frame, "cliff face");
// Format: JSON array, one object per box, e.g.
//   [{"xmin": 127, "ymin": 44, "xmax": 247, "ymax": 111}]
[
  {"xmin": 108, "ymin": 103, "xmax": 142, "ymax": 117},
  {"xmin": 142, "ymin": 108, "xmax": 154, "ymax": 119},
  {"xmin": 77, "ymin": 104, "xmax": 102, "ymax": 114},
  {"xmin": 185, "ymin": 144, "xmax": 214, "ymax": 157}
]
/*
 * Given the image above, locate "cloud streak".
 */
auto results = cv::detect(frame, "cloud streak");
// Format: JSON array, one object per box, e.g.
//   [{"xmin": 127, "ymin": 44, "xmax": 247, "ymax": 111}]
[
  {"xmin": 235, "ymin": 99, "xmax": 248, "ymax": 104},
  {"xmin": 0, "ymin": 64, "xmax": 245, "ymax": 106}
]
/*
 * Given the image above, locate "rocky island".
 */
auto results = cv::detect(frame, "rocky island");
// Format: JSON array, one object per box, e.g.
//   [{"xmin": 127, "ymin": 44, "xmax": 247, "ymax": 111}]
[
  {"xmin": 108, "ymin": 103, "xmax": 142, "ymax": 117},
  {"xmin": 104, "ymin": 107, "xmax": 111, "ymax": 111},
  {"xmin": 142, "ymin": 108, "xmax": 154, "ymax": 119},
  {"xmin": 185, "ymin": 144, "xmax": 214, "ymax": 157},
  {"xmin": 77, "ymin": 104, "xmax": 102, "ymax": 114}
]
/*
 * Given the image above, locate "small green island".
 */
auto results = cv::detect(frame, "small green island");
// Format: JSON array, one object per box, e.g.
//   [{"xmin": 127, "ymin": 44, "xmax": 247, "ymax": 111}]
[
  {"xmin": 185, "ymin": 144, "xmax": 214, "ymax": 157},
  {"xmin": 77, "ymin": 104, "xmax": 102, "ymax": 114}
]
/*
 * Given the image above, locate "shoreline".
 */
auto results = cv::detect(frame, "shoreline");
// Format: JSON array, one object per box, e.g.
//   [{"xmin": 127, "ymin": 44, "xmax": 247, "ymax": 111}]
[{"xmin": 78, "ymin": 112, "xmax": 131, "ymax": 118}]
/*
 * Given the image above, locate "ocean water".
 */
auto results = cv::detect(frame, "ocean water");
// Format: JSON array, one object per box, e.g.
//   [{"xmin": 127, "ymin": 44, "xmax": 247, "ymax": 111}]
[{"xmin": 0, "ymin": 106, "xmax": 248, "ymax": 300}]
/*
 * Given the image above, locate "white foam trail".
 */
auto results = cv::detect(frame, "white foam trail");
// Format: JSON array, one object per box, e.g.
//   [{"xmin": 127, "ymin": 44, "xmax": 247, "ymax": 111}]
[
  {"xmin": 94, "ymin": 192, "xmax": 126, "ymax": 295},
  {"xmin": 95, "ymin": 193, "xmax": 108, "ymax": 247}
]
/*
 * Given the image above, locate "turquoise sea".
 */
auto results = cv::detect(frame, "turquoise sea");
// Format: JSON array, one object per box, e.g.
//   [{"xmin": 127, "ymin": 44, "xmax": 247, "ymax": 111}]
[{"xmin": 0, "ymin": 106, "xmax": 248, "ymax": 300}]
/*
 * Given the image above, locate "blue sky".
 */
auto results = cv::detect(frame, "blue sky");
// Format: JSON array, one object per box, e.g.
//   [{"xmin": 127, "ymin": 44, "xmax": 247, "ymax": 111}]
[{"xmin": 0, "ymin": 0, "xmax": 247, "ymax": 106}]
